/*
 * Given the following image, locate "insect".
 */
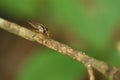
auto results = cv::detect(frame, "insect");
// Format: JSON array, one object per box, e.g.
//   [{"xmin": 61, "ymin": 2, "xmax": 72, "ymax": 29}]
[{"xmin": 27, "ymin": 20, "xmax": 50, "ymax": 37}]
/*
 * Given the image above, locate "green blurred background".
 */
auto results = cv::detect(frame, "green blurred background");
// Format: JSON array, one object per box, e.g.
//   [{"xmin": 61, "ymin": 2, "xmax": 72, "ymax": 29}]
[{"xmin": 0, "ymin": 0, "xmax": 120, "ymax": 80}]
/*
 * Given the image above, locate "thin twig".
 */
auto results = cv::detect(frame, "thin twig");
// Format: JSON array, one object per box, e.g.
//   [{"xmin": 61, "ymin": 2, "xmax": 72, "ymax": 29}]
[
  {"xmin": 0, "ymin": 18, "xmax": 120, "ymax": 80},
  {"xmin": 86, "ymin": 65, "xmax": 95, "ymax": 80}
]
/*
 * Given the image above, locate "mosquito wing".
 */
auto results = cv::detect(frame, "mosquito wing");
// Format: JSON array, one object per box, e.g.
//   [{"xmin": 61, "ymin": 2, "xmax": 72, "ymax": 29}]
[{"xmin": 27, "ymin": 20, "xmax": 45, "ymax": 33}]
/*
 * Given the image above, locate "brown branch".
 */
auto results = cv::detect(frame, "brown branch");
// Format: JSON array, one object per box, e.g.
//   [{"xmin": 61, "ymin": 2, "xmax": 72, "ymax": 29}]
[{"xmin": 0, "ymin": 18, "xmax": 120, "ymax": 80}]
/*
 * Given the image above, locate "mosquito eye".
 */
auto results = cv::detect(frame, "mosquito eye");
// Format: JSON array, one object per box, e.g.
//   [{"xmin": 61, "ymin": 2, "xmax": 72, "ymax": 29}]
[{"xmin": 43, "ymin": 30, "xmax": 46, "ymax": 33}]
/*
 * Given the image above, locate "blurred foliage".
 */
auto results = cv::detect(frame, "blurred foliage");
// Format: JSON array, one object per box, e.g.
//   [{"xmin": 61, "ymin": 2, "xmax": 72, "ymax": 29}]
[
  {"xmin": 0, "ymin": 0, "xmax": 120, "ymax": 80},
  {"xmin": 17, "ymin": 49, "xmax": 86, "ymax": 80},
  {"xmin": 51, "ymin": 0, "xmax": 120, "ymax": 48},
  {"xmin": 0, "ymin": 0, "xmax": 36, "ymax": 19}
]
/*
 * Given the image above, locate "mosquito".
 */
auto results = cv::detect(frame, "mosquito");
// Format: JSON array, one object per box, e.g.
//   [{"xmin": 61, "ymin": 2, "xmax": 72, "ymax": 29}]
[{"xmin": 27, "ymin": 20, "xmax": 50, "ymax": 37}]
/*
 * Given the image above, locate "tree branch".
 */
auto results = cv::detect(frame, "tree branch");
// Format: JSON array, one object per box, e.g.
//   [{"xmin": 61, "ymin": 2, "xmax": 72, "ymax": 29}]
[{"xmin": 0, "ymin": 18, "xmax": 120, "ymax": 80}]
